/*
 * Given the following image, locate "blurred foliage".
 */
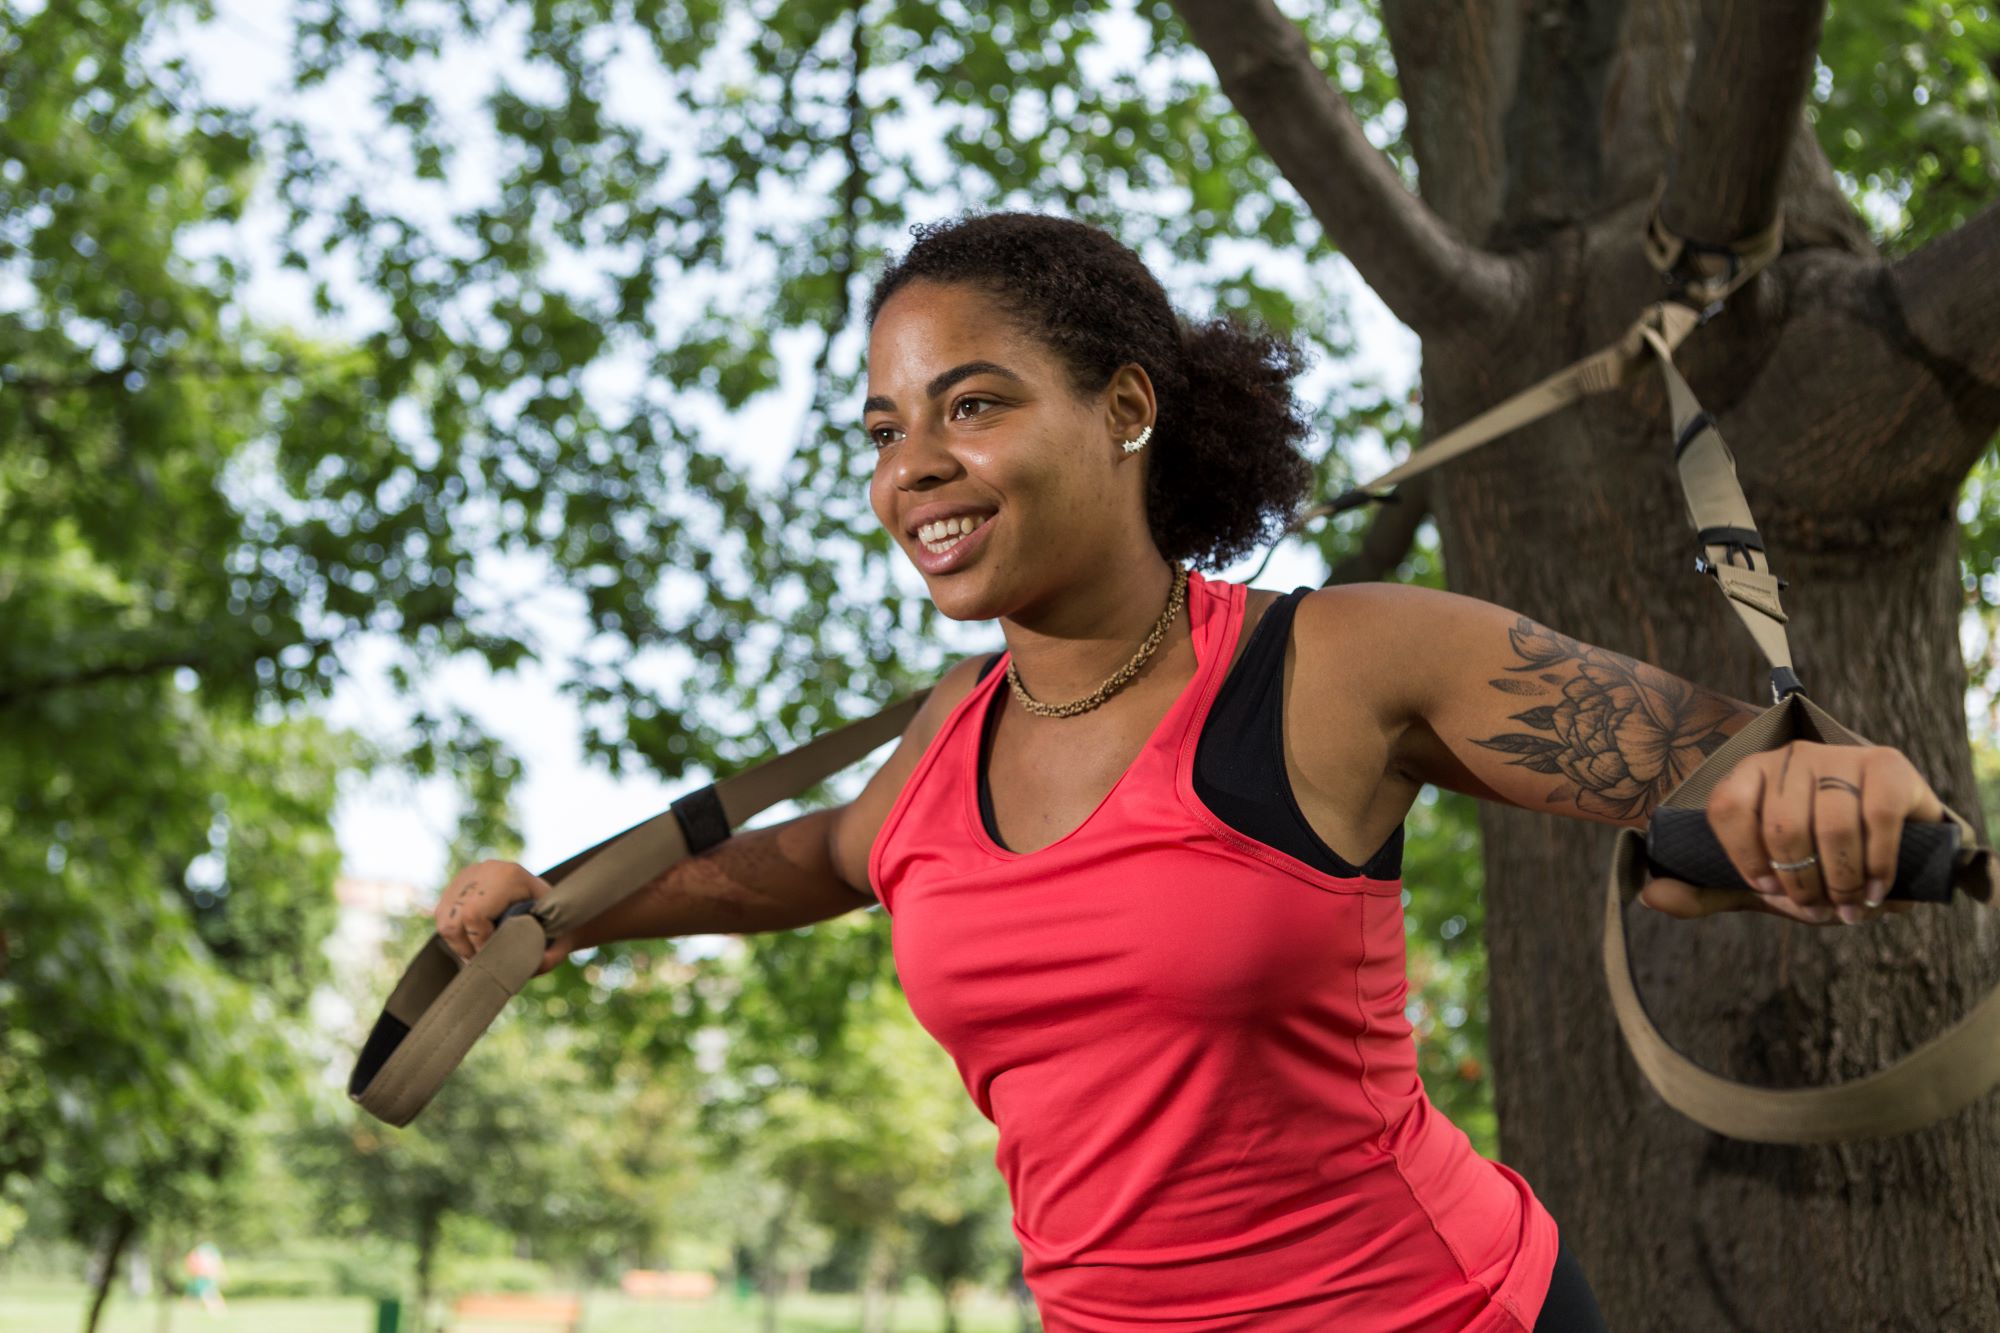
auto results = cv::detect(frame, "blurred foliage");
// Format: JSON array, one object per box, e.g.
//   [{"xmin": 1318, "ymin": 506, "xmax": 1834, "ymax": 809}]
[
  {"xmin": 676, "ymin": 927, "xmax": 1017, "ymax": 1314},
  {"xmin": 287, "ymin": 984, "xmax": 705, "ymax": 1326},
  {"xmin": 1814, "ymin": 0, "xmax": 2000, "ymax": 252}
]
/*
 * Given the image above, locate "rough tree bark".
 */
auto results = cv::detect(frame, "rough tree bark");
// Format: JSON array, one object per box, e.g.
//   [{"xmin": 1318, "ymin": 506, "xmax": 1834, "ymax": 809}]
[{"xmin": 1174, "ymin": 1, "xmax": 2000, "ymax": 1328}]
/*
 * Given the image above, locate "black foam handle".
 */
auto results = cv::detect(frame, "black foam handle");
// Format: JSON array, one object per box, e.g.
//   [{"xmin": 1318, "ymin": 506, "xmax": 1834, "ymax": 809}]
[{"xmin": 1644, "ymin": 808, "xmax": 1959, "ymax": 904}]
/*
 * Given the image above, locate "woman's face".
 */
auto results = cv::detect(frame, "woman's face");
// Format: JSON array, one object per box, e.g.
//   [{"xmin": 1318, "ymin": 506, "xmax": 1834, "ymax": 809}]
[{"xmin": 863, "ymin": 279, "xmax": 1150, "ymax": 620}]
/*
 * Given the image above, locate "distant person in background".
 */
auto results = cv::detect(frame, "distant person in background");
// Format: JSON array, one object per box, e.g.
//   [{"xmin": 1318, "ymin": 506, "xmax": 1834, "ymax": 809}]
[{"xmin": 182, "ymin": 1240, "xmax": 225, "ymax": 1316}]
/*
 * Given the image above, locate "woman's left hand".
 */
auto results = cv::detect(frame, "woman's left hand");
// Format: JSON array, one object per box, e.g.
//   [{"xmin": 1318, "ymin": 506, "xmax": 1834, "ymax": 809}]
[{"xmin": 1638, "ymin": 740, "xmax": 1946, "ymax": 925}]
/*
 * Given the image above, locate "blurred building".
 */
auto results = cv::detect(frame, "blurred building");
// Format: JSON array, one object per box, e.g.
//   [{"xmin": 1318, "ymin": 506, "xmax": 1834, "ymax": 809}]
[{"xmin": 305, "ymin": 875, "xmax": 429, "ymax": 1085}]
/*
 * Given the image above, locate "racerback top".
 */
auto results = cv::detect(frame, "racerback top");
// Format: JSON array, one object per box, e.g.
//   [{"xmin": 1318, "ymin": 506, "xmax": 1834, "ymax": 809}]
[{"xmin": 868, "ymin": 567, "xmax": 1559, "ymax": 1331}]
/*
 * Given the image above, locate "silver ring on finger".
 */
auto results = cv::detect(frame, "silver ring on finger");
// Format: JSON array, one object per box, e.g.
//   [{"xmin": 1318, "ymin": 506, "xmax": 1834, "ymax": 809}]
[{"xmin": 1770, "ymin": 853, "xmax": 1819, "ymax": 872}]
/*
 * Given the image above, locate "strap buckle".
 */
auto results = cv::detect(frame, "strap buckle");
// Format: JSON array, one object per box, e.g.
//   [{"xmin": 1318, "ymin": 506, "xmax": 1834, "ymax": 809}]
[
  {"xmin": 1768, "ymin": 665, "xmax": 1806, "ymax": 704},
  {"xmin": 1692, "ymin": 525, "xmax": 1788, "ymax": 590},
  {"xmin": 1693, "ymin": 554, "xmax": 1789, "ymax": 591}
]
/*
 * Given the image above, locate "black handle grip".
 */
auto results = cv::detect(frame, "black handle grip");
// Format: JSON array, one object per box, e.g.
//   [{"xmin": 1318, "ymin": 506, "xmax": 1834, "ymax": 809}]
[
  {"xmin": 1644, "ymin": 807, "xmax": 1959, "ymax": 904},
  {"xmin": 493, "ymin": 898, "xmax": 544, "ymax": 927}
]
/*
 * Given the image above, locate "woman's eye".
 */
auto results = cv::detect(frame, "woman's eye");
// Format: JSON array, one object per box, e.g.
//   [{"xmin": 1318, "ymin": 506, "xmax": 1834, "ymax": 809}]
[{"xmin": 866, "ymin": 397, "xmax": 996, "ymax": 449}]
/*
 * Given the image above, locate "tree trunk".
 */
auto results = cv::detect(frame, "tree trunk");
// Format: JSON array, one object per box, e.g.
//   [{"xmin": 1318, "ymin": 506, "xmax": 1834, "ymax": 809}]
[
  {"xmin": 80, "ymin": 1210, "xmax": 136, "ymax": 1333},
  {"xmin": 942, "ymin": 1278, "xmax": 962, "ymax": 1333},
  {"xmin": 413, "ymin": 1205, "xmax": 442, "ymax": 1333},
  {"xmin": 857, "ymin": 1230, "xmax": 891, "ymax": 1333},
  {"xmin": 1387, "ymin": 3, "xmax": 2000, "ymax": 1327},
  {"xmin": 756, "ymin": 1191, "xmax": 792, "ymax": 1333},
  {"xmin": 1173, "ymin": 0, "xmax": 2000, "ymax": 1326},
  {"xmin": 1008, "ymin": 1255, "xmax": 1038, "ymax": 1332},
  {"xmin": 151, "ymin": 1233, "xmax": 177, "ymax": 1333},
  {"xmin": 1437, "ymin": 363, "xmax": 2000, "ymax": 1329}
]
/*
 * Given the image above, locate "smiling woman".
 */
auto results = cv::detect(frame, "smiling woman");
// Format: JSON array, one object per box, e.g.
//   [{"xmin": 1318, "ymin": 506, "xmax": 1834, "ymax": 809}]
[
  {"xmin": 432, "ymin": 210, "xmax": 1621, "ymax": 1331},
  {"xmin": 836, "ymin": 211, "xmax": 1606, "ymax": 1332}
]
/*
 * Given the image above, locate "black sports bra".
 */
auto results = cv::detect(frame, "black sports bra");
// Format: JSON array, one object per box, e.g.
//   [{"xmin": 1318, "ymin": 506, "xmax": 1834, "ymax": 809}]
[{"xmin": 974, "ymin": 586, "xmax": 1405, "ymax": 879}]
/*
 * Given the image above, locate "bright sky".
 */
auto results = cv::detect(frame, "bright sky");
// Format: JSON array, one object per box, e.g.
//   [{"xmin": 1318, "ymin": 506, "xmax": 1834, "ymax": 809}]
[{"xmin": 173, "ymin": 0, "xmax": 1419, "ymax": 900}]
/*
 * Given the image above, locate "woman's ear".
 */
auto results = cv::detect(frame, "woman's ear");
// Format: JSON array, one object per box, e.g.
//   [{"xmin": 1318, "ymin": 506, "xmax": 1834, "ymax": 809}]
[{"xmin": 1103, "ymin": 361, "xmax": 1156, "ymax": 444}]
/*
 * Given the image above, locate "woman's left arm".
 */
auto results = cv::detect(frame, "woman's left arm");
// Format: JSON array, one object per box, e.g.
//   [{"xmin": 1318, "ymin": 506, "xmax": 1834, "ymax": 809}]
[{"xmin": 1315, "ymin": 582, "xmax": 1945, "ymax": 926}]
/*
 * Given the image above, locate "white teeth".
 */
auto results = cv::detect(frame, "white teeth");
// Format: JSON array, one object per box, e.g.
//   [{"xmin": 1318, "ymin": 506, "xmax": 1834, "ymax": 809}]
[{"xmin": 917, "ymin": 513, "xmax": 988, "ymax": 550}]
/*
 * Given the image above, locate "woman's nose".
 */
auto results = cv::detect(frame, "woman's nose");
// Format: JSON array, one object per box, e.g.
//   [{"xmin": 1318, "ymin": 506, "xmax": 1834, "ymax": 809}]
[{"xmin": 891, "ymin": 416, "xmax": 960, "ymax": 486}]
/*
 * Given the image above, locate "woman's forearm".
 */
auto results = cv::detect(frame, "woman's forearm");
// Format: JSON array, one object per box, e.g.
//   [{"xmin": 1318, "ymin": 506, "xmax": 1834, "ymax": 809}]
[{"xmin": 566, "ymin": 805, "xmax": 871, "ymax": 948}]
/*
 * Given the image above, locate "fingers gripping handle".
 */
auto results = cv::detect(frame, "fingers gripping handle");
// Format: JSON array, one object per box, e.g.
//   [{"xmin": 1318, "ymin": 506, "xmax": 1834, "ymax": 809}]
[{"xmin": 1643, "ymin": 808, "xmax": 1960, "ymax": 904}]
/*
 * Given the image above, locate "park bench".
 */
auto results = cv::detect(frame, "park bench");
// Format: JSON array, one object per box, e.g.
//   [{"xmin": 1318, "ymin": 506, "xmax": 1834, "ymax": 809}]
[
  {"xmin": 448, "ymin": 1291, "xmax": 584, "ymax": 1332},
  {"xmin": 618, "ymin": 1267, "xmax": 718, "ymax": 1299}
]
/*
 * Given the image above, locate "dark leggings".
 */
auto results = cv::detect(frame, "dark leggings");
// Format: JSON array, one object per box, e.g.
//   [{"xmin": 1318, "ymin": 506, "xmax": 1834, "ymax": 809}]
[{"xmin": 1531, "ymin": 1233, "xmax": 1608, "ymax": 1332}]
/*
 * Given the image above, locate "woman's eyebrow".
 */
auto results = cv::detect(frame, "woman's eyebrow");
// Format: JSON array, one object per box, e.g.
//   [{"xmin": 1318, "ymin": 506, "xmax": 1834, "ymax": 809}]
[{"xmin": 862, "ymin": 360, "xmax": 1025, "ymax": 414}]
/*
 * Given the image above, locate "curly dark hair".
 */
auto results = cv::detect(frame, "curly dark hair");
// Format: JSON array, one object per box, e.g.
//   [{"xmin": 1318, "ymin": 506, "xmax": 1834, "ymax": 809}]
[{"xmin": 864, "ymin": 210, "xmax": 1318, "ymax": 572}]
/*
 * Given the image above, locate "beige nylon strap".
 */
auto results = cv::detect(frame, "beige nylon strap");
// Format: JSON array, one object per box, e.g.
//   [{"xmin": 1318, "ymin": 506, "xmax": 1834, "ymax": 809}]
[
  {"xmin": 350, "ymin": 687, "xmax": 931, "ymax": 1126},
  {"xmin": 1295, "ymin": 301, "xmax": 1702, "ymax": 524},
  {"xmin": 1636, "ymin": 320, "xmax": 1798, "ymax": 679}
]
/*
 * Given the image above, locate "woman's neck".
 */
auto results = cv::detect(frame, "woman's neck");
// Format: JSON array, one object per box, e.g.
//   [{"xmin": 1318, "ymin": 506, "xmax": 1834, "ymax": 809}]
[{"xmin": 996, "ymin": 560, "xmax": 1191, "ymax": 704}]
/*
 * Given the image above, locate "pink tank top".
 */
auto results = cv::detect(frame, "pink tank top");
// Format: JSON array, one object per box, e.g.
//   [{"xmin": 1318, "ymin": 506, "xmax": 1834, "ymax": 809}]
[{"xmin": 869, "ymin": 568, "xmax": 1559, "ymax": 1331}]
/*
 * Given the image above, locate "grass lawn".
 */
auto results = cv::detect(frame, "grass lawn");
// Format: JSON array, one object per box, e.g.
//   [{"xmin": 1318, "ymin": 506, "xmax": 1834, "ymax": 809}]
[{"xmin": 0, "ymin": 1278, "xmax": 1039, "ymax": 1333}]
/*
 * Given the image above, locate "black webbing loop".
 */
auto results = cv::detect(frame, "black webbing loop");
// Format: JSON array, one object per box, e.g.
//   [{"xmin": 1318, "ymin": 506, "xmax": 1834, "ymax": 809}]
[
  {"xmin": 1326, "ymin": 487, "xmax": 1397, "ymax": 516},
  {"xmin": 348, "ymin": 1012, "xmax": 411, "ymax": 1097},
  {"xmin": 669, "ymin": 785, "xmax": 733, "ymax": 854},
  {"xmin": 1673, "ymin": 411, "xmax": 1715, "ymax": 460},
  {"xmin": 1695, "ymin": 525, "xmax": 1763, "ymax": 550}
]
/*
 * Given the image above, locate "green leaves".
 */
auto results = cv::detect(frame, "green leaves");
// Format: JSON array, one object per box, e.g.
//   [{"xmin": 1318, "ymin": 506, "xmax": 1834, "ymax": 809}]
[{"xmin": 1815, "ymin": 0, "xmax": 2000, "ymax": 251}]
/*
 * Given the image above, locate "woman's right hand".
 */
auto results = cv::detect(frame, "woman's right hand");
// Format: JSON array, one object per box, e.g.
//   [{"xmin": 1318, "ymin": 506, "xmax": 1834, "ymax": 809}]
[{"xmin": 435, "ymin": 859, "xmax": 575, "ymax": 976}]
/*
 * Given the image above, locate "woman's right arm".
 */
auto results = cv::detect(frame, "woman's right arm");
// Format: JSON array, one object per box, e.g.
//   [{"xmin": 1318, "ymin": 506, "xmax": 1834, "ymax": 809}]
[{"xmin": 434, "ymin": 653, "xmax": 990, "ymax": 971}]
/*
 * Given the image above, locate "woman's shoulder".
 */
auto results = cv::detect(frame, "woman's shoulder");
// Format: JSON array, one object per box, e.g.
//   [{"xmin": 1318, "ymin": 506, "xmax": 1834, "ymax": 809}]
[
  {"xmin": 828, "ymin": 652, "xmax": 996, "ymax": 902},
  {"xmin": 1271, "ymin": 580, "xmax": 1426, "ymax": 765}
]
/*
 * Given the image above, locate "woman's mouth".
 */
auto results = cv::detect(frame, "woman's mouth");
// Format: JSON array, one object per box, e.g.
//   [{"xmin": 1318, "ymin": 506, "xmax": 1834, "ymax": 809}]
[{"xmin": 911, "ymin": 512, "xmax": 994, "ymax": 574}]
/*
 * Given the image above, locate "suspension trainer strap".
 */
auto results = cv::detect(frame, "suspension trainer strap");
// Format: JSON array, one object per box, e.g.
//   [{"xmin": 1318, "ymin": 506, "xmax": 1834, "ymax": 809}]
[
  {"xmin": 348, "ymin": 688, "xmax": 931, "ymax": 1126},
  {"xmin": 1599, "ymin": 317, "xmax": 2000, "ymax": 1142},
  {"xmin": 1642, "ymin": 181, "xmax": 1787, "ymax": 310}
]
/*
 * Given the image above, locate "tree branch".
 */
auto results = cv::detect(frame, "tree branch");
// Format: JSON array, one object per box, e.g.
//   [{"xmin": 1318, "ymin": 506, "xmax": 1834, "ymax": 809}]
[
  {"xmin": 1322, "ymin": 473, "xmax": 1433, "ymax": 587},
  {"xmin": 0, "ymin": 592, "xmax": 494, "ymax": 710},
  {"xmin": 1376, "ymin": 0, "xmax": 1519, "ymax": 239},
  {"xmin": 1888, "ymin": 200, "xmax": 2000, "ymax": 463},
  {"xmin": 1172, "ymin": 0, "xmax": 1524, "ymax": 339},
  {"xmin": 0, "ymin": 644, "xmax": 218, "ymax": 706},
  {"xmin": 800, "ymin": 7, "xmax": 868, "ymax": 449},
  {"xmin": 1657, "ymin": 0, "xmax": 1827, "ymax": 254}
]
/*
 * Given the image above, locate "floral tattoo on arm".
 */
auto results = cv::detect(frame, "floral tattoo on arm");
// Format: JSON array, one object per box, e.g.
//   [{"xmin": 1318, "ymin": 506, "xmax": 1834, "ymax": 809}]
[{"xmin": 1470, "ymin": 619, "xmax": 1760, "ymax": 823}]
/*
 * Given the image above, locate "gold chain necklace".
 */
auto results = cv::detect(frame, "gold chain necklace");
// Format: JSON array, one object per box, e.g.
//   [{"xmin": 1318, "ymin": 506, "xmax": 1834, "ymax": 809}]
[{"xmin": 1004, "ymin": 564, "xmax": 1189, "ymax": 718}]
